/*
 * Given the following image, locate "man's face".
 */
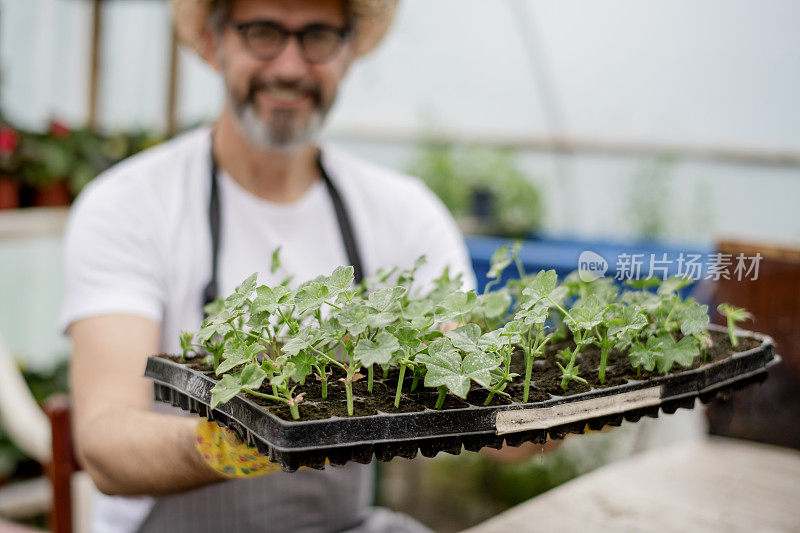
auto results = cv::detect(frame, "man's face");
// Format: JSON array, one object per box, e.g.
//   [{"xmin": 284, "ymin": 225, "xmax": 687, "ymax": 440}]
[{"xmin": 208, "ymin": 0, "xmax": 353, "ymax": 151}]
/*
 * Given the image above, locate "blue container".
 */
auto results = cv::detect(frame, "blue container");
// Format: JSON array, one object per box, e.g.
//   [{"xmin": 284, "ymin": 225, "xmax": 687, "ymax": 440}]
[{"xmin": 466, "ymin": 235, "xmax": 715, "ymax": 297}]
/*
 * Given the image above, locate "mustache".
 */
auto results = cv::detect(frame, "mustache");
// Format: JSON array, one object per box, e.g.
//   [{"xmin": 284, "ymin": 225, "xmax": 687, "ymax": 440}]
[{"xmin": 246, "ymin": 77, "xmax": 322, "ymax": 106}]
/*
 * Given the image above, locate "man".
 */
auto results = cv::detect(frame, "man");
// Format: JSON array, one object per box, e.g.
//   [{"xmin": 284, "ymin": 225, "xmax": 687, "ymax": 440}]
[{"xmin": 60, "ymin": 0, "xmax": 475, "ymax": 531}]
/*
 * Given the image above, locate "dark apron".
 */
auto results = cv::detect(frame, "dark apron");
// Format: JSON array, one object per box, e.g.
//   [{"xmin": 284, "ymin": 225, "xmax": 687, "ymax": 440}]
[{"xmin": 137, "ymin": 464, "xmax": 376, "ymax": 533}]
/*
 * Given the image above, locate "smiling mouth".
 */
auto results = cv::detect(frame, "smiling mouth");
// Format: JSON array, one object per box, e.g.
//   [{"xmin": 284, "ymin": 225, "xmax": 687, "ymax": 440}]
[{"xmin": 258, "ymin": 87, "xmax": 312, "ymax": 107}]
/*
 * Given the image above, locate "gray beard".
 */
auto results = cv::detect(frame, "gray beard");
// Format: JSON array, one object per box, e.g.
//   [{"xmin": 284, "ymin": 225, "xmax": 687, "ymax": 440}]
[{"xmin": 230, "ymin": 95, "xmax": 325, "ymax": 153}]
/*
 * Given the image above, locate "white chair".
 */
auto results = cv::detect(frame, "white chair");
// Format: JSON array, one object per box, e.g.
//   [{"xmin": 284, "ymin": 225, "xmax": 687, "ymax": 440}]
[{"xmin": 0, "ymin": 333, "xmax": 96, "ymax": 533}]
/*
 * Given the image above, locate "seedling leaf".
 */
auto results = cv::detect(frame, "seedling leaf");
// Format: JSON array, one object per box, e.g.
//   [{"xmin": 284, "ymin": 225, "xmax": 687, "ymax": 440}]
[
  {"xmin": 240, "ymin": 363, "xmax": 268, "ymax": 390},
  {"xmin": 657, "ymin": 335, "xmax": 699, "ymax": 374},
  {"xmin": 487, "ymin": 245, "xmax": 512, "ymax": 279},
  {"xmin": 281, "ymin": 329, "xmax": 321, "ymax": 357},
  {"xmin": 521, "ymin": 270, "xmax": 568, "ymax": 311},
  {"xmin": 462, "ymin": 351, "xmax": 501, "ymax": 389},
  {"xmin": 294, "ymin": 280, "xmax": 329, "ymax": 315},
  {"xmin": 445, "ymin": 324, "xmax": 482, "ymax": 353},
  {"xmin": 216, "ymin": 343, "xmax": 259, "ymax": 375},
  {"xmin": 288, "ymin": 352, "xmax": 316, "ymax": 382},
  {"xmin": 418, "ymin": 338, "xmax": 499, "ymax": 399},
  {"xmin": 609, "ymin": 305, "xmax": 648, "ymax": 338},
  {"xmin": 418, "ymin": 338, "xmax": 467, "ymax": 397},
  {"xmin": 337, "ymin": 302, "xmax": 370, "ymax": 336},
  {"xmin": 354, "ymin": 332, "xmax": 400, "ymax": 367},
  {"xmin": 210, "ymin": 374, "xmax": 242, "ymax": 408},
  {"xmin": 367, "ymin": 286, "xmax": 406, "ymax": 313},
  {"xmin": 629, "ymin": 337, "xmax": 662, "ymax": 373},
  {"xmin": 625, "ymin": 276, "xmax": 660, "ymax": 289},
  {"xmin": 326, "ymin": 266, "xmax": 355, "ymax": 297},
  {"xmin": 499, "ymin": 320, "xmax": 525, "ymax": 344},
  {"xmin": 658, "ymin": 276, "xmax": 693, "ymax": 296},
  {"xmin": 366, "ymin": 309, "xmax": 401, "ymax": 329},
  {"xmin": 474, "ymin": 290, "xmax": 512, "ymax": 319},
  {"xmin": 270, "ymin": 247, "xmax": 282, "ymax": 274},
  {"xmin": 434, "ymin": 291, "xmax": 477, "ymax": 322},
  {"xmin": 679, "ymin": 302, "xmax": 710, "ymax": 337},
  {"xmin": 225, "ymin": 272, "xmax": 258, "ymax": 309},
  {"xmin": 567, "ymin": 295, "xmax": 608, "ymax": 332},
  {"xmin": 252, "ymin": 285, "xmax": 294, "ymax": 315}
]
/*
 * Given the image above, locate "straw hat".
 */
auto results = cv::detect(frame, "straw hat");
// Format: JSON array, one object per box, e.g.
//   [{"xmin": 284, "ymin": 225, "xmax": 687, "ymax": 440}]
[{"xmin": 171, "ymin": 0, "xmax": 398, "ymax": 59}]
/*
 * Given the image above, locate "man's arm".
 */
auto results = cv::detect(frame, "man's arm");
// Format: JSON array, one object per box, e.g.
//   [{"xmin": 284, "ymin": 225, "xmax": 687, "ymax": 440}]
[{"xmin": 69, "ymin": 314, "xmax": 223, "ymax": 496}]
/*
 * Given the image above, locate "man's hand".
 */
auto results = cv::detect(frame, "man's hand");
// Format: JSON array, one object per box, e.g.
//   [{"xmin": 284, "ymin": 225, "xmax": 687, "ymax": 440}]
[
  {"xmin": 195, "ymin": 419, "xmax": 284, "ymax": 478},
  {"xmin": 70, "ymin": 314, "xmax": 223, "ymax": 495},
  {"xmin": 479, "ymin": 438, "xmax": 564, "ymax": 463}
]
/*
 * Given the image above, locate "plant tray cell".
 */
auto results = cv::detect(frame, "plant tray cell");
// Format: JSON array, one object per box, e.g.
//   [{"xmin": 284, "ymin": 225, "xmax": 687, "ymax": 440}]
[{"xmin": 144, "ymin": 326, "xmax": 778, "ymax": 472}]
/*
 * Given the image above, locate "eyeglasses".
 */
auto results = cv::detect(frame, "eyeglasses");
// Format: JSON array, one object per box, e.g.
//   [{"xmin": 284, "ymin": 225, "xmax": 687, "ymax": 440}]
[{"xmin": 231, "ymin": 21, "xmax": 351, "ymax": 64}]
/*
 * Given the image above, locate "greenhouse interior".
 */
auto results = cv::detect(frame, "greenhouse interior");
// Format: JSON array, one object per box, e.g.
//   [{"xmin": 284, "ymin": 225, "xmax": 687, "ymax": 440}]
[{"xmin": 0, "ymin": 0, "xmax": 798, "ymax": 532}]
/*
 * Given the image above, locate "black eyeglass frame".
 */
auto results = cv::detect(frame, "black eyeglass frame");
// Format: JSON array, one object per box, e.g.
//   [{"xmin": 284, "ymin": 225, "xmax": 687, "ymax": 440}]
[{"xmin": 230, "ymin": 20, "xmax": 353, "ymax": 64}]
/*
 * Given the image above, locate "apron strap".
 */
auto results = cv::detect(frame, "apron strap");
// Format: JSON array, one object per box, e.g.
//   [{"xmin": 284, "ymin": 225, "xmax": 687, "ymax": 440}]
[
  {"xmin": 317, "ymin": 156, "xmax": 365, "ymax": 288},
  {"xmin": 202, "ymin": 150, "xmax": 221, "ymax": 312},
  {"xmin": 202, "ymin": 144, "xmax": 364, "ymax": 315}
]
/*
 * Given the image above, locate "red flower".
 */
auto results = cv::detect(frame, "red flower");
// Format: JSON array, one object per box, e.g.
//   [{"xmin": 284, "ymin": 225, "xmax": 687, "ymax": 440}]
[
  {"xmin": 0, "ymin": 126, "xmax": 19, "ymax": 156},
  {"xmin": 49, "ymin": 120, "xmax": 71, "ymax": 139}
]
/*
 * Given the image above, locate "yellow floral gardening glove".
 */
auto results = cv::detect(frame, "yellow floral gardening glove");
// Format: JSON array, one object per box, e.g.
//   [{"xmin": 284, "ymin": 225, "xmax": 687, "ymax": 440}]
[{"xmin": 195, "ymin": 419, "xmax": 283, "ymax": 478}]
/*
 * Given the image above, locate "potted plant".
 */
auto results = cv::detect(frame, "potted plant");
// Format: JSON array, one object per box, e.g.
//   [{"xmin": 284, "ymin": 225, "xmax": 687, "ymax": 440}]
[
  {"xmin": 19, "ymin": 122, "xmax": 73, "ymax": 207},
  {"xmin": 0, "ymin": 124, "xmax": 21, "ymax": 209},
  {"xmin": 146, "ymin": 246, "xmax": 776, "ymax": 471},
  {"xmin": 54, "ymin": 126, "xmax": 165, "ymax": 199}
]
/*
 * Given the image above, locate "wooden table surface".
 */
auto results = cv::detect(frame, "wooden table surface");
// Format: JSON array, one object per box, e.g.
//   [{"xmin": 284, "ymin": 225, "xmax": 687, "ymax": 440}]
[{"xmin": 464, "ymin": 437, "xmax": 800, "ymax": 533}]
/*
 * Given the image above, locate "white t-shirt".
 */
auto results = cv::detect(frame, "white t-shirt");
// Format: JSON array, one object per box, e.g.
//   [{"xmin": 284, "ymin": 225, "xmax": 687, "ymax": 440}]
[{"xmin": 59, "ymin": 126, "xmax": 475, "ymax": 533}]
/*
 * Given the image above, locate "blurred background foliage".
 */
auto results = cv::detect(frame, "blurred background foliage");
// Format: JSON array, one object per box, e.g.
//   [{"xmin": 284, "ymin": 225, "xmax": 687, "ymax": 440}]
[
  {"xmin": 408, "ymin": 143, "xmax": 544, "ymax": 238},
  {"xmin": 0, "ymin": 117, "xmax": 163, "ymax": 207}
]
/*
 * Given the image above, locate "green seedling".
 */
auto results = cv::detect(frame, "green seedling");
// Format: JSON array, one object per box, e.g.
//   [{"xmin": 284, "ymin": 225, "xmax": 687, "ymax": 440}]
[
  {"xmin": 188, "ymin": 247, "xmax": 750, "ymax": 420},
  {"xmin": 557, "ymin": 330, "xmax": 593, "ymax": 391},
  {"xmin": 717, "ymin": 304, "xmax": 753, "ymax": 347},
  {"xmin": 416, "ymin": 337, "xmax": 500, "ymax": 409}
]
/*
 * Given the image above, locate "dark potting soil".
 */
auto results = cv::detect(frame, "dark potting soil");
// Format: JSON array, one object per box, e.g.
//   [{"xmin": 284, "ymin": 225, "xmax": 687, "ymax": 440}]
[{"xmin": 162, "ymin": 329, "xmax": 761, "ymax": 422}]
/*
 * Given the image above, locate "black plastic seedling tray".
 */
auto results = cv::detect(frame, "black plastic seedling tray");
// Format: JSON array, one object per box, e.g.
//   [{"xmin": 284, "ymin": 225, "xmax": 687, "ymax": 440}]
[{"xmin": 145, "ymin": 325, "xmax": 778, "ymax": 472}]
